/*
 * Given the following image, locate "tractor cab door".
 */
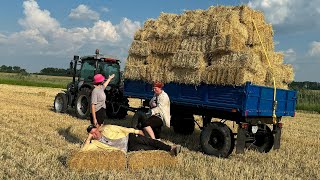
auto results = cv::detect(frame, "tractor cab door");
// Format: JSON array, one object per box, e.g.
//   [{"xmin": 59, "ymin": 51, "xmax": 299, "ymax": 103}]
[
  {"xmin": 98, "ymin": 62, "xmax": 121, "ymax": 86},
  {"xmin": 79, "ymin": 60, "xmax": 96, "ymax": 84}
]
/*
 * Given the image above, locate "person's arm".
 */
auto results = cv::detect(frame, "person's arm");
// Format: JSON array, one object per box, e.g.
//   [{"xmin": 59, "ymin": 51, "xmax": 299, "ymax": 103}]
[
  {"xmin": 102, "ymin": 74, "xmax": 115, "ymax": 88},
  {"xmin": 83, "ymin": 133, "xmax": 93, "ymax": 147},
  {"xmin": 109, "ymin": 125, "xmax": 144, "ymax": 136},
  {"xmin": 91, "ymin": 104, "xmax": 99, "ymax": 126}
]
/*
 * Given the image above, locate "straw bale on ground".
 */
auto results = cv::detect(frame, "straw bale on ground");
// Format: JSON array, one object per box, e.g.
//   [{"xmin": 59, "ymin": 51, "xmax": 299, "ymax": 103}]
[
  {"xmin": 127, "ymin": 150, "xmax": 178, "ymax": 171},
  {"xmin": 68, "ymin": 150, "xmax": 127, "ymax": 171}
]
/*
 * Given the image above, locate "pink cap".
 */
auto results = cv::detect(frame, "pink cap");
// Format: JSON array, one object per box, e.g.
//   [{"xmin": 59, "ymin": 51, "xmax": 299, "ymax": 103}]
[{"xmin": 93, "ymin": 74, "xmax": 105, "ymax": 84}]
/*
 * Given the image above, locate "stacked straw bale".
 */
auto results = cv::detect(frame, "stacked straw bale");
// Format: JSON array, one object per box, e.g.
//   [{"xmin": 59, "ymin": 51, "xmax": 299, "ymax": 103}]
[{"xmin": 124, "ymin": 5, "xmax": 294, "ymax": 89}]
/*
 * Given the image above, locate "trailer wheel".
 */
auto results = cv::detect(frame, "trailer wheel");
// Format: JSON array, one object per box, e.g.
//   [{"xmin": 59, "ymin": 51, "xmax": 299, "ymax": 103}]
[
  {"xmin": 200, "ymin": 122, "xmax": 235, "ymax": 158},
  {"xmin": 246, "ymin": 124, "xmax": 274, "ymax": 153},
  {"xmin": 54, "ymin": 93, "xmax": 68, "ymax": 113},
  {"xmin": 172, "ymin": 114, "xmax": 195, "ymax": 135},
  {"xmin": 75, "ymin": 88, "xmax": 91, "ymax": 119},
  {"xmin": 106, "ymin": 99, "xmax": 129, "ymax": 119}
]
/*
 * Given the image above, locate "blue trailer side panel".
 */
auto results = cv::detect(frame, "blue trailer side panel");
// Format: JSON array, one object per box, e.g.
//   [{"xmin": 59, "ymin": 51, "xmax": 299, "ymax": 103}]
[{"xmin": 124, "ymin": 80, "xmax": 297, "ymax": 118}]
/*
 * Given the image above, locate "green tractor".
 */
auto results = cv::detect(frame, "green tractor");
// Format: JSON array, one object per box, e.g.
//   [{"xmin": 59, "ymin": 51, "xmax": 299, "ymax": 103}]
[{"xmin": 53, "ymin": 49, "xmax": 129, "ymax": 119}]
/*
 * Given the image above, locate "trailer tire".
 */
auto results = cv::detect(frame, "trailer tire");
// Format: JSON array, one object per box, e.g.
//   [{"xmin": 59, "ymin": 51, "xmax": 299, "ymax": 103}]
[
  {"xmin": 246, "ymin": 125, "xmax": 274, "ymax": 153},
  {"xmin": 75, "ymin": 88, "xmax": 91, "ymax": 119},
  {"xmin": 200, "ymin": 122, "xmax": 235, "ymax": 158},
  {"xmin": 106, "ymin": 99, "xmax": 129, "ymax": 119},
  {"xmin": 172, "ymin": 114, "xmax": 195, "ymax": 135},
  {"xmin": 54, "ymin": 93, "xmax": 68, "ymax": 113}
]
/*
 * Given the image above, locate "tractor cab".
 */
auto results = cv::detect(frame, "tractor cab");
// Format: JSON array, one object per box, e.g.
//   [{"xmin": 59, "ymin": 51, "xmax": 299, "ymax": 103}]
[
  {"xmin": 55, "ymin": 49, "xmax": 128, "ymax": 120},
  {"xmin": 70, "ymin": 49, "xmax": 121, "ymax": 90}
]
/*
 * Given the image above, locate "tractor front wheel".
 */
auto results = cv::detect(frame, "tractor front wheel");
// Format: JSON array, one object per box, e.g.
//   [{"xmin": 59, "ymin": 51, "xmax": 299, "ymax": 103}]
[{"xmin": 54, "ymin": 92, "xmax": 68, "ymax": 113}]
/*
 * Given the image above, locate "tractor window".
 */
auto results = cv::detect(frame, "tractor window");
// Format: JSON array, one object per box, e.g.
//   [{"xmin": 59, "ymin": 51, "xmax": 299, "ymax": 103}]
[
  {"xmin": 99, "ymin": 62, "xmax": 120, "ymax": 85},
  {"xmin": 79, "ymin": 60, "xmax": 95, "ymax": 82}
]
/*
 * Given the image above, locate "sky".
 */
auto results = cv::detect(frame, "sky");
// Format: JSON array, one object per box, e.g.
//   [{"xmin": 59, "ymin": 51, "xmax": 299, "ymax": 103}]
[{"xmin": 0, "ymin": 0, "xmax": 319, "ymax": 82}]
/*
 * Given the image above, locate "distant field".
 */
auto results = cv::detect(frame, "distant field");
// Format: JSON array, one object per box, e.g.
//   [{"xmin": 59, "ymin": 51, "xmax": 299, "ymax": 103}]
[
  {"xmin": 0, "ymin": 72, "xmax": 71, "ymax": 89},
  {"xmin": 296, "ymin": 89, "xmax": 320, "ymax": 113},
  {"xmin": 0, "ymin": 84, "xmax": 319, "ymax": 179}
]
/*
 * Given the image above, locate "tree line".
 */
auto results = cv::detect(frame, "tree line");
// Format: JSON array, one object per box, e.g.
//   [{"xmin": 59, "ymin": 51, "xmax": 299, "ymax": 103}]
[{"xmin": 0, "ymin": 65, "xmax": 70, "ymax": 76}]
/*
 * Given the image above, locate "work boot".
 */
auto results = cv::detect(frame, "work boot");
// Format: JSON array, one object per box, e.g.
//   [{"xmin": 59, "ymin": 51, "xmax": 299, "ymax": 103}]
[{"xmin": 170, "ymin": 145, "xmax": 181, "ymax": 156}]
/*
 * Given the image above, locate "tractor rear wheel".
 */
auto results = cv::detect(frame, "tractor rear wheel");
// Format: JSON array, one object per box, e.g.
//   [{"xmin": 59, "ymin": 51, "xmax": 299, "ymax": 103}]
[
  {"xmin": 54, "ymin": 93, "xmax": 68, "ymax": 113},
  {"xmin": 75, "ymin": 88, "xmax": 91, "ymax": 119},
  {"xmin": 200, "ymin": 122, "xmax": 235, "ymax": 158}
]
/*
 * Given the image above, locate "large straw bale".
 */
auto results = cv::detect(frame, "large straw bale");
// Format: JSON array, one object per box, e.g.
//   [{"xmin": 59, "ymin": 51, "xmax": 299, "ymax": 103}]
[
  {"xmin": 128, "ymin": 40, "xmax": 150, "ymax": 56},
  {"xmin": 166, "ymin": 68, "xmax": 203, "ymax": 85},
  {"xmin": 209, "ymin": 34, "xmax": 247, "ymax": 53},
  {"xmin": 264, "ymin": 64, "xmax": 294, "ymax": 89},
  {"xmin": 68, "ymin": 150, "xmax": 127, "ymax": 171},
  {"xmin": 256, "ymin": 51, "xmax": 284, "ymax": 65},
  {"xmin": 246, "ymin": 23, "xmax": 274, "ymax": 51},
  {"xmin": 180, "ymin": 36, "xmax": 211, "ymax": 52},
  {"xmin": 171, "ymin": 51, "xmax": 207, "ymax": 69},
  {"xmin": 126, "ymin": 55, "xmax": 147, "ymax": 66},
  {"xmin": 123, "ymin": 64, "xmax": 147, "ymax": 80},
  {"xmin": 238, "ymin": 5, "xmax": 265, "ymax": 26},
  {"xmin": 127, "ymin": 150, "xmax": 178, "ymax": 171},
  {"xmin": 150, "ymin": 38, "xmax": 181, "ymax": 54}
]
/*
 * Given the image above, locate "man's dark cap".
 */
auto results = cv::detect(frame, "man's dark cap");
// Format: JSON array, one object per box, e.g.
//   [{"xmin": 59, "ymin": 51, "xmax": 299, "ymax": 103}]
[{"xmin": 87, "ymin": 124, "xmax": 97, "ymax": 133}]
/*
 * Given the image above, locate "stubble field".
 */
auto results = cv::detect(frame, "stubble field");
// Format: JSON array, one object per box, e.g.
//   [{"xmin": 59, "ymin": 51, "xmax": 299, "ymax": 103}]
[{"xmin": 0, "ymin": 84, "xmax": 319, "ymax": 179}]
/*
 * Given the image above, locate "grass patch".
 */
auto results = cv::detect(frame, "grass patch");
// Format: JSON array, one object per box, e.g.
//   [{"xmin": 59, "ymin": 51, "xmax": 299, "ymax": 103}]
[
  {"xmin": 296, "ymin": 89, "xmax": 320, "ymax": 113},
  {"xmin": 0, "ymin": 72, "xmax": 71, "ymax": 89}
]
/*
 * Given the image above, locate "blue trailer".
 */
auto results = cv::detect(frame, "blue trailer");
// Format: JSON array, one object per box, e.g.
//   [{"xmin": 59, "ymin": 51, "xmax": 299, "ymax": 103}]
[{"xmin": 124, "ymin": 79, "xmax": 297, "ymax": 157}]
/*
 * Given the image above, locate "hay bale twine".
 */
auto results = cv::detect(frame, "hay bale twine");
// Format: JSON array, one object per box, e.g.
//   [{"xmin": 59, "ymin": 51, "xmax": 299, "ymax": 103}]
[
  {"xmin": 127, "ymin": 150, "xmax": 178, "ymax": 171},
  {"xmin": 68, "ymin": 150, "xmax": 127, "ymax": 171}
]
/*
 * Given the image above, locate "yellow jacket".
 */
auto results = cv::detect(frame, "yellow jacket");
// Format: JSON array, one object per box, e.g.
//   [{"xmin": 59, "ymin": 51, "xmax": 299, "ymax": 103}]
[{"xmin": 80, "ymin": 125, "xmax": 140, "ymax": 152}]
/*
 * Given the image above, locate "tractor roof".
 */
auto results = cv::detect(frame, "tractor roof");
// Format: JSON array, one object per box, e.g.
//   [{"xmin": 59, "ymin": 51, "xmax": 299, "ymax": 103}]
[{"xmin": 81, "ymin": 55, "xmax": 120, "ymax": 63}]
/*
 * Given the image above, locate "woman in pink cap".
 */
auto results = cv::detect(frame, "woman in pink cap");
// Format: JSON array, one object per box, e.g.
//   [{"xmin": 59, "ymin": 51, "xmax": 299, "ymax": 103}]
[{"xmin": 91, "ymin": 73, "xmax": 115, "ymax": 127}]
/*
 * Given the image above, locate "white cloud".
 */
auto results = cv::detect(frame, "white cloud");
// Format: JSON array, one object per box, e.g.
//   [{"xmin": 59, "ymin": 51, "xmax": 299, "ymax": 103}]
[
  {"xmin": 69, "ymin": 4, "xmax": 99, "ymax": 21},
  {"xmin": 0, "ymin": 0, "xmax": 141, "ymax": 66},
  {"xmin": 101, "ymin": 7, "xmax": 110, "ymax": 13},
  {"xmin": 116, "ymin": 18, "xmax": 141, "ymax": 38},
  {"xmin": 90, "ymin": 20, "xmax": 119, "ymax": 42},
  {"xmin": 18, "ymin": 0, "xmax": 60, "ymax": 33},
  {"xmin": 248, "ymin": 0, "xmax": 320, "ymax": 32},
  {"xmin": 308, "ymin": 41, "xmax": 320, "ymax": 57},
  {"xmin": 282, "ymin": 48, "xmax": 297, "ymax": 63},
  {"xmin": 249, "ymin": 0, "xmax": 290, "ymax": 25}
]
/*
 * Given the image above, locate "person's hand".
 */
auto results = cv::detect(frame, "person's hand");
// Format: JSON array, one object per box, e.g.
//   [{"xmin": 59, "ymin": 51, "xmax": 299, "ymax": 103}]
[
  {"xmin": 108, "ymin": 74, "xmax": 115, "ymax": 79},
  {"xmin": 137, "ymin": 130, "xmax": 144, "ymax": 136}
]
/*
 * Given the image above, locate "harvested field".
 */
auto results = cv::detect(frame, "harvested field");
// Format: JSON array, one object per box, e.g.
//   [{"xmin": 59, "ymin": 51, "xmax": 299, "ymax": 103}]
[
  {"xmin": 125, "ymin": 5, "xmax": 294, "ymax": 89},
  {"xmin": 0, "ymin": 84, "xmax": 319, "ymax": 179}
]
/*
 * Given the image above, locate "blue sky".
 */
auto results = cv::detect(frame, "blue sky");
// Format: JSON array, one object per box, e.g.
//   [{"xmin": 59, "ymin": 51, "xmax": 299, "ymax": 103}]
[{"xmin": 0, "ymin": 0, "xmax": 319, "ymax": 82}]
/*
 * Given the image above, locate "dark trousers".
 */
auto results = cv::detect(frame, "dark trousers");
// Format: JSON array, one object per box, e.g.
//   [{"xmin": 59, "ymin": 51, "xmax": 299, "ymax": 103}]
[
  {"xmin": 127, "ymin": 133, "xmax": 171, "ymax": 152},
  {"xmin": 90, "ymin": 108, "xmax": 107, "ymax": 125},
  {"xmin": 141, "ymin": 115, "xmax": 163, "ymax": 139}
]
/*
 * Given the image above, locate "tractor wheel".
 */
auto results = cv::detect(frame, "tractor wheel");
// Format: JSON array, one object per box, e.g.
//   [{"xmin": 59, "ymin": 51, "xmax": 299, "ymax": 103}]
[
  {"xmin": 245, "ymin": 124, "xmax": 274, "ymax": 153},
  {"xmin": 200, "ymin": 122, "xmax": 235, "ymax": 158},
  {"xmin": 172, "ymin": 114, "xmax": 195, "ymax": 135},
  {"xmin": 75, "ymin": 88, "xmax": 91, "ymax": 119},
  {"xmin": 54, "ymin": 93, "xmax": 68, "ymax": 113},
  {"xmin": 106, "ymin": 98, "xmax": 129, "ymax": 119}
]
